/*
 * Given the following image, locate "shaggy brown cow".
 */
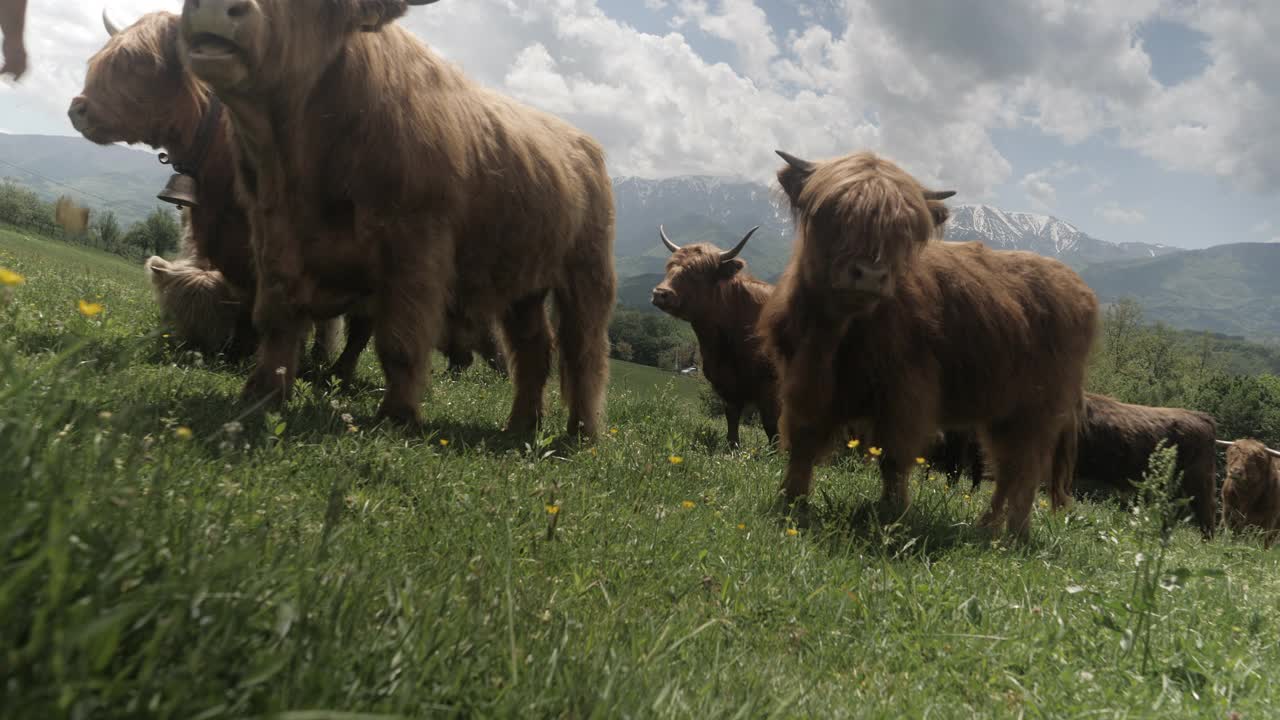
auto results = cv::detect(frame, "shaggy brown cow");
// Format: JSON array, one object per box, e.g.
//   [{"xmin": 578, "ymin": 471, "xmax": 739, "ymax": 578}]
[
  {"xmin": 0, "ymin": 0, "xmax": 26, "ymax": 79},
  {"xmin": 178, "ymin": 0, "xmax": 616, "ymax": 437},
  {"xmin": 1219, "ymin": 439, "xmax": 1280, "ymax": 547},
  {"xmin": 948, "ymin": 393, "xmax": 1219, "ymax": 538},
  {"xmin": 760, "ymin": 149, "xmax": 1098, "ymax": 539},
  {"xmin": 1072, "ymin": 393, "xmax": 1219, "ymax": 538},
  {"xmin": 652, "ymin": 224, "xmax": 779, "ymax": 448},
  {"xmin": 70, "ymin": 11, "xmax": 348, "ymax": 370}
]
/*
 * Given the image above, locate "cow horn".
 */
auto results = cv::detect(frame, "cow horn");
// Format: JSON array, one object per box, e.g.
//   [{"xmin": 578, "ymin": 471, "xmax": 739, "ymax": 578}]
[
  {"xmin": 775, "ymin": 150, "xmax": 816, "ymax": 173},
  {"xmin": 720, "ymin": 225, "xmax": 760, "ymax": 263},
  {"xmin": 924, "ymin": 190, "xmax": 956, "ymax": 200},
  {"xmin": 1216, "ymin": 440, "xmax": 1236, "ymax": 448},
  {"xmin": 103, "ymin": 9, "xmax": 121, "ymax": 36},
  {"xmin": 1268, "ymin": 447, "xmax": 1280, "ymax": 459},
  {"xmin": 658, "ymin": 225, "xmax": 681, "ymax": 254}
]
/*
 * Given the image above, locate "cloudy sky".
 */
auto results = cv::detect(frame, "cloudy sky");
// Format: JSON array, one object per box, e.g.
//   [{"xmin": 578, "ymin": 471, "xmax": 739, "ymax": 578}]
[{"xmin": 2, "ymin": 0, "xmax": 1279, "ymax": 250}]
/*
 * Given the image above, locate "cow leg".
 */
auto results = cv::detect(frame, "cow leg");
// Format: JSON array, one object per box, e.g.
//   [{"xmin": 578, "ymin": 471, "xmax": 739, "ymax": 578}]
[
  {"xmin": 355, "ymin": 212, "xmax": 451, "ymax": 428},
  {"xmin": 501, "ymin": 292, "xmax": 552, "ymax": 435},
  {"xmin": 877, "ymin": 454, "xmax": 913, "ymax": 519},
  {"xmin": 758, "ymin": 393, "xmax": 781, "ymax": 447},
  {"xmin": 444, "ymin": 333, "xmax": 474, "ymax": 377},
  {"xmin": 553, "ymin": 236, "xmax": 614, "ymax": 440},
  {"xmin": 310, "ymin": 316, "xmax": 342, "ymax": 366},
  {"xmin": 985, "ymin": 423, "xmax": 1052, "ymax": 541},
  {"xmin": 322, "ymin": 311, "xmax": 373, "ymax": 391},
  {"xmin": 724, "ymin": 403, "xmax": 743, "ymax": 450}
]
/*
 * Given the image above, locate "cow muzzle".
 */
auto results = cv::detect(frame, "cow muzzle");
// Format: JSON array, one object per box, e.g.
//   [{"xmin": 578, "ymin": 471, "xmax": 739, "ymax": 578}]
[
  {"xmin": 183, "ymin": 0, "xmax": 256, "ymax": 81},
  {"xmin": 651, "ymin": 287, "xmax": 679, "ymax": 314},
  {"xmin": 67, "ymin": 97, "xmax": 91, "ymax": 133}
]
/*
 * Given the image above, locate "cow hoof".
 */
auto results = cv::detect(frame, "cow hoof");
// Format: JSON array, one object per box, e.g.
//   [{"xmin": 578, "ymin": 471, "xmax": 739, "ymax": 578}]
[
  {"xmin": 374, "ymin": 404, "xmax": 424, "ymax": 434},
  {"xmin": 504, "ymin": 413, "xmax": 541, "ymax": 436},
  {"xmin": 240, "ymin": 374, "xmax": 285, "ymax": 409}
]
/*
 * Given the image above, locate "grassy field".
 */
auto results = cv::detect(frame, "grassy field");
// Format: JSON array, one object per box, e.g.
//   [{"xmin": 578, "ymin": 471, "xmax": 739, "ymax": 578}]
[{"xmin": 4, "ymin": 228, "xmax": 1280, "ymax": 719}]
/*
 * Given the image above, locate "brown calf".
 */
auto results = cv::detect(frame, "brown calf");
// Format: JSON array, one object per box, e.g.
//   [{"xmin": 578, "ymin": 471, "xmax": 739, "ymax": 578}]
[
  {"xmin": 652, "ymin": 225, "xmax": 779, "ymax": 447},
  {"xmin": 760, "ymin": 149, "xmax": 1098, "ymax": 539}
]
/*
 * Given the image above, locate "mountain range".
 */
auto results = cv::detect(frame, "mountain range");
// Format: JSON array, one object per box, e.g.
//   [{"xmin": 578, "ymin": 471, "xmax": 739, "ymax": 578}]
[{"xmin": 2, "ymin": 133, "xmax": 1277, "ymax": 343}]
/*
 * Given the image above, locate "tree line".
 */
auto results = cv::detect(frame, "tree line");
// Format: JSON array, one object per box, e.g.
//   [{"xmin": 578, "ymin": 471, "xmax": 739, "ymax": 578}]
[{"xmin": 0, "ymin": 179, "xmax": 179, "ymax": 260}]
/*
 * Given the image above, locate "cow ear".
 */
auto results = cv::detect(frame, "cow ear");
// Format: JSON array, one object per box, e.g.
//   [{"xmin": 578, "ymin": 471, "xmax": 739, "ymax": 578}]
[
  {"xmin": 928, "ymin": 202, "xmax": 950, "ymax": 228},
  {"xmin": 718, "ymin": 258, "xmax": 746, "ymax": 278},
  {"xmin": 353, "ymin": 0, "xmax": 410, "ymax": 32}
]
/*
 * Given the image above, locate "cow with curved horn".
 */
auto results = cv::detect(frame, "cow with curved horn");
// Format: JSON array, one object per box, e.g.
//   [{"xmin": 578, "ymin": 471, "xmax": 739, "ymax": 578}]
[
  {"xmin": 1219, "ymin": 438, "xmax": 1280, "ymax": 547},
  {"xmin": 760, "ymin": 149, "xmax": 1098, "ymax": 540},
  {"xmin": 651, "ymin": 224, "xmax": 779, "ymax": 448}
]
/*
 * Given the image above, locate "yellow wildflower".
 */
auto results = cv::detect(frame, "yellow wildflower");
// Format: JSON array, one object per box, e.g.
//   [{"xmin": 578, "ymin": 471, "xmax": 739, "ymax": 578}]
[
  {"xmin": 963, "ymin": 494, "xmax": 972, "ymax": 502},
  {"xmin": 868, "ymin": 446, "xmax": 883, "ymax": 457},
  {"xmin": 847, "ymin": 439, "xmax": 860, "ymax": 449},
  {"xmin": 174, "ymin": 426, "xmax": 193, "ymax": 441},
  {"xmin": 786, "ymin": 527, "xmax": 799, "ymax": 537},
  {"xmin": 0, "ymin": 267, "xmax": 24, "ymax": 286},
  {"xmin": 669, "ymin": 455, "xmax": 684, "ymax": 465},
  {"xmin": 78, "ymin": 299, "xmax": 104, "ymax": 317},
  {"xmin": 737, "ymin": 523, "xmax": 746, "ymax": 530},
  {"xmin": 440, "ymin": 439, "xmax": 450, "ymax": 447},
  {"xmin": 681, "ymin": 500, "xmax": 696, "ymax": 509},
  {"xmin": 915, "ymin": 457, "xmax": 927, "ymax": 465},
  {"xmin": 610, "ymin": 427, "xmax": 619, "ymax": 435},
  {"xmin": 546, "ymin": 504, "xmax": 560, "ymax": 515}
]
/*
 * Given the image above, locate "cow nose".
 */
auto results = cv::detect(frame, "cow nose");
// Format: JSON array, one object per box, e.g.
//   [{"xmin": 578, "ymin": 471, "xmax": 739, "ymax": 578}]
[
  {"xmin": 187, "ymin": 0, "xmax": 255, "ymax": 32},
  {"xmin": 852, "ymin": 262, "xmax": 889, "ymax": 294},
  {"xmin": 68, "ymin": 97, "xmax": 88, "ymax": 119},
  {"xmin": 652, "ymin": 287, "xmax": 675, "ymax": 307}
]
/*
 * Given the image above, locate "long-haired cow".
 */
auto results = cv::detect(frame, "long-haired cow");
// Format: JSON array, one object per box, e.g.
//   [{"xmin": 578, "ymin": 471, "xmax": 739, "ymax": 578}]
[
  {"xmin": 946, "ymin": 393, "xmax": 1220, "ymax": 538},
  {"xmin": 760, "ymin": 150, "xmax": 1098, "ymax": 539},
  {"xmin": 652, "ymin": 225, "xmax": 779, "ymax": 448},
  {"xmin": 177, "ymin": 0, "xmax": 616, "ymax": 437},
  {"xmin": 69, "ymin": 11, "xmax": 341, "ymax": 367},
  {"xmin": 1073, "ymin": 392, "xmax": 1219, "ymax": 538},
  {"xmin": 1220, "ymin": 439, "xmax": 1280, "ymax": 547}
]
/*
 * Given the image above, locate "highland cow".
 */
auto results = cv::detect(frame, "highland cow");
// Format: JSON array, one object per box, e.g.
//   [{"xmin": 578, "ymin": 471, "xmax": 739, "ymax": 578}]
[
  {"xmin": 1219, "ymin": 439, "xmax": 1280, "ymax": 547},
  {"xmin": 70, "ymin": 11, "xmax": 342, "ymax": 369},
  {"xmin": 652, "ymin": 224, "xmax": 779, "ymax": 448},
  {"xmin": 760, "ymin": 149, "xmax": 1098, "ymax": 539},
  {"xmin": 0, "ymin": 0, "xmax": 26, "ymax": 79},
  {"xmin": 178, "ymin": 0, "xmax": 616, "ymax": 437},
  {"xmin": 948, "ymin": 393, "xmax": 1220, "ymax": 538},
  {"xmin": 1072, "ymin": 392, "xmax": 1219, "ymax": 538}
]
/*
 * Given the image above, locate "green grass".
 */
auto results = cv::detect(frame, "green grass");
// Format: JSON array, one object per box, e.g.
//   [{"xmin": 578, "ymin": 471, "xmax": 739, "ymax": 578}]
[{"xmin": 4, "ymin": 230, "xmax": 1280, "ymax": 719}]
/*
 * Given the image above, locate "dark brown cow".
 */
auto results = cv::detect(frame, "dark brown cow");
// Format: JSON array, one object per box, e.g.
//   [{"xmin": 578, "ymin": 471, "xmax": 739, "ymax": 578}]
[
  {"xmin": 1073, "ymin": 393, "xmax": 1219, "ymax": 538},
  {"xmin": 651, "ymin": 225, "xmax": 779, "ymax": 448},
  {"xmin": 0, "ymin": 0, "xmax": 27, "ymax": 79},
  {"xmin": 1220, "ymin": 438, "xmax": 1280, "ymax": 547},
  {"xmin": 945, "ymin": 393, "xmax": 1220, "ymax": 538},
  {"xmin": 177, "ymin": 0, "xmax": 616, "ymax": 437},
  {"xmin": 927, "ymin": 430, "xmax": 985, "ymax": 487},
  {"xmin": 760, "ymin": 149, "xmax": 1098, "ymax": 539}
]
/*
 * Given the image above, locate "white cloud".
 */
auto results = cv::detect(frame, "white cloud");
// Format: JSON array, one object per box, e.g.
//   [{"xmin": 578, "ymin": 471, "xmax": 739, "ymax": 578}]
[
  {"xmin": 672, "ymin": 0, "xmax": 779, "ymax": 82},
  {"xmin": 1252, "ymin": 220, "xmax": 1273, "ymax": 235},
  {"xmin": 1018, "ymin": 162, "xmax": 1079, "ymax": 210},
  {"xmin": 1096, "ymin": 202, "xmax": 1147, "ymax": 225},
  {"xmin": 3, "ymin": 0, "xmax": 1279, "ymax": 206}
]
